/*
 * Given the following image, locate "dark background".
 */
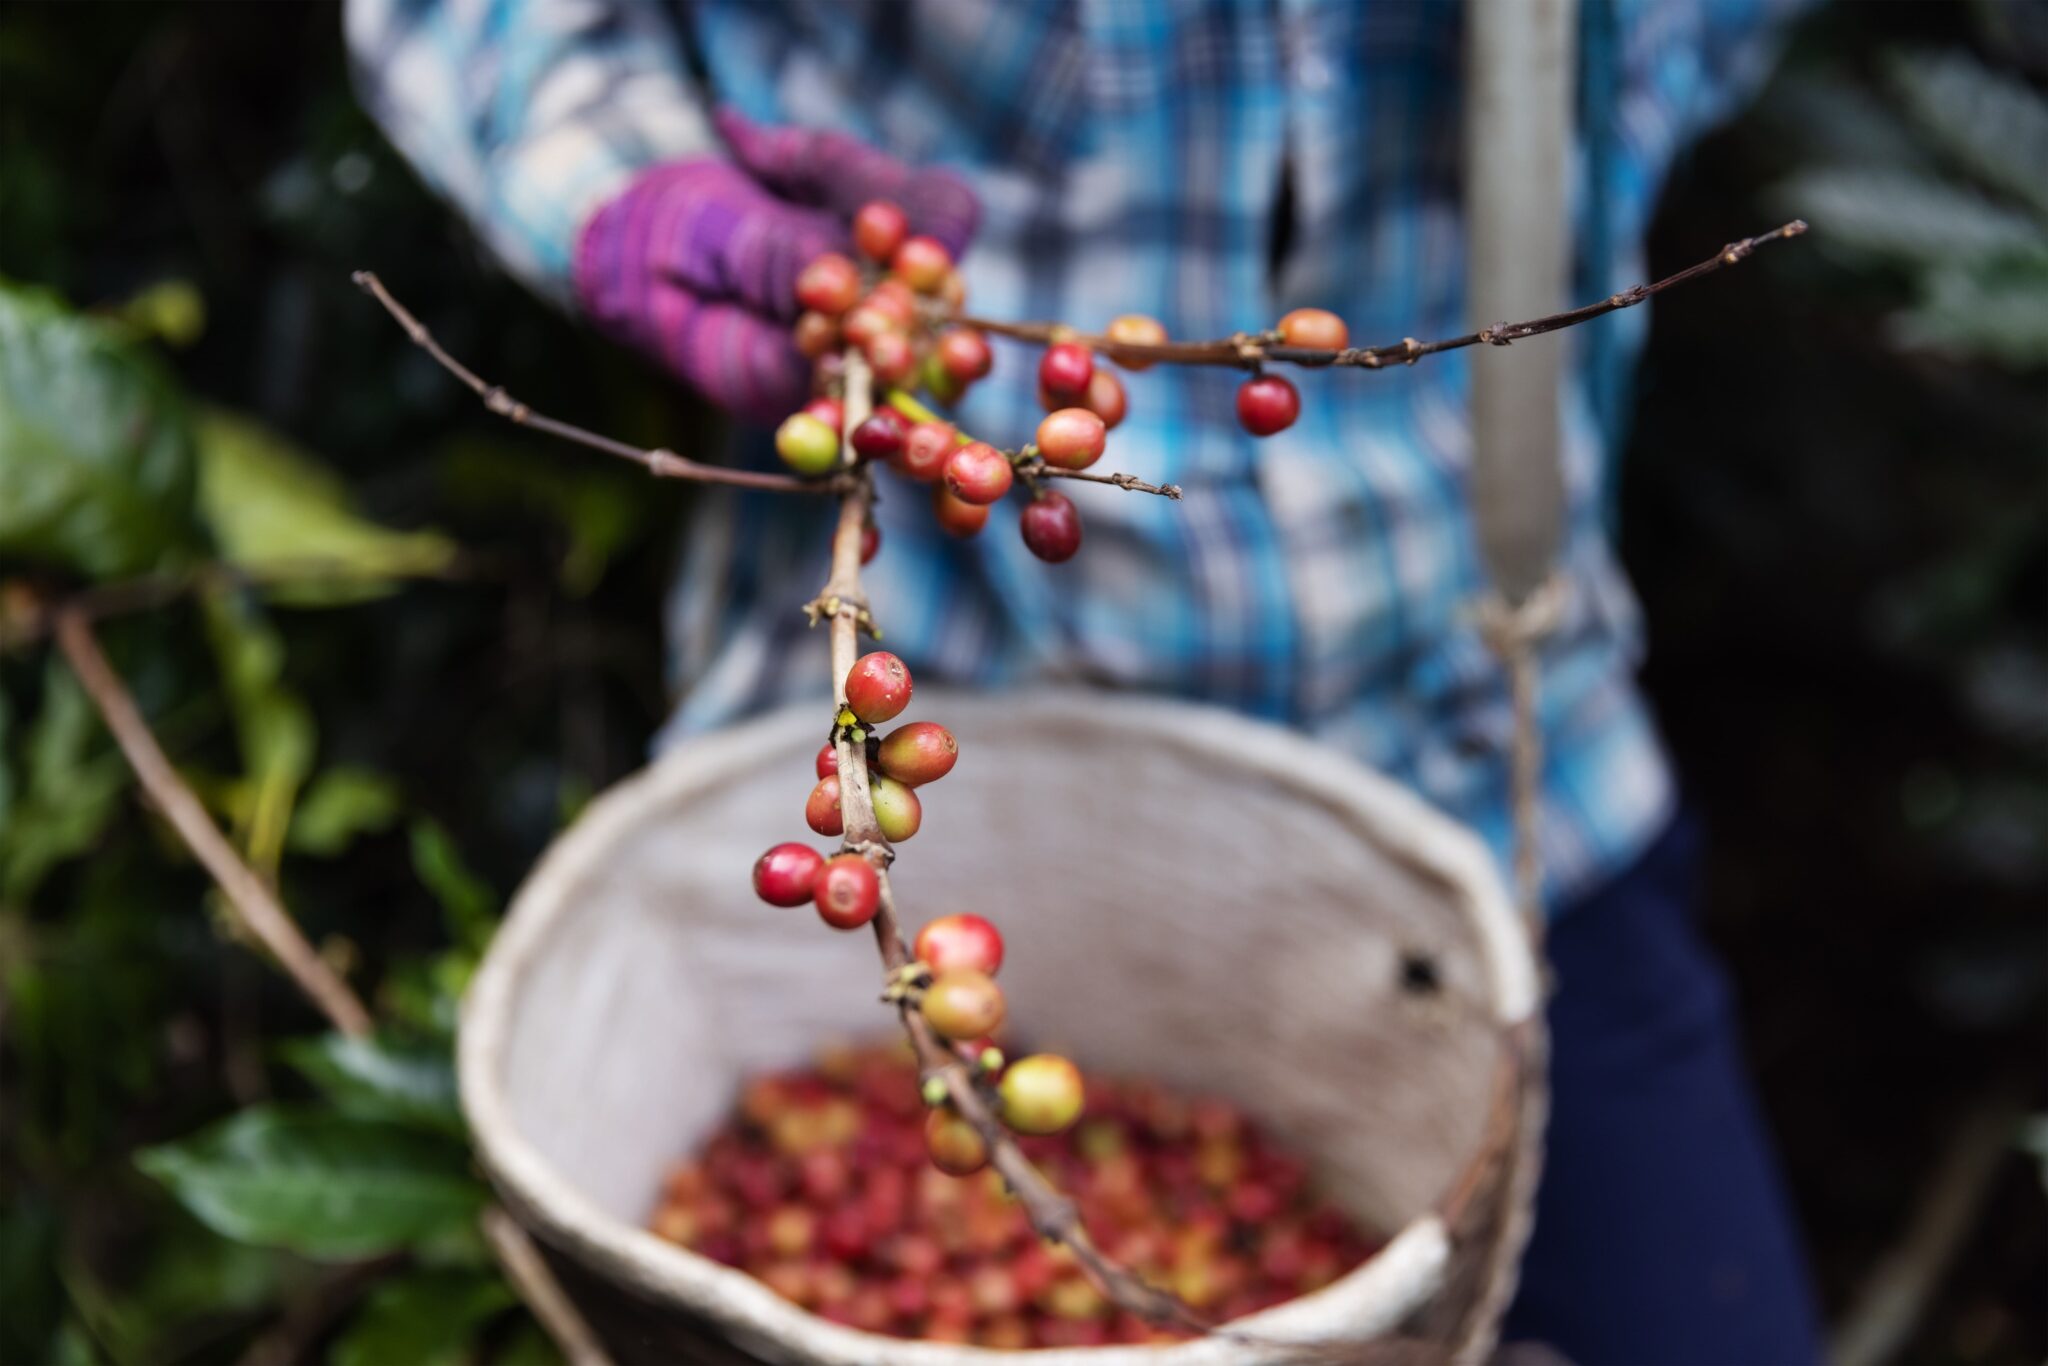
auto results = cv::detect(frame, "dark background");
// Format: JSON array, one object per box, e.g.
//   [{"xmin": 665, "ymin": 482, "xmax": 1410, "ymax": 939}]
[{"xmin": 2, "ymin": 1, "xmax": 2041, "ymax": 1362}]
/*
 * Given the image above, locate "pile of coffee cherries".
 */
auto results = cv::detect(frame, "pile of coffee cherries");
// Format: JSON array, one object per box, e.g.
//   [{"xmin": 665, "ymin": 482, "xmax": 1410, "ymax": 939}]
[
  {"xmin": 774, "ymin": 198, "xmax": 1356, "ymax": 565},
  {"xmin": 650, "ymin": 1040, "xmax": 1382, "ymax": 1347}
]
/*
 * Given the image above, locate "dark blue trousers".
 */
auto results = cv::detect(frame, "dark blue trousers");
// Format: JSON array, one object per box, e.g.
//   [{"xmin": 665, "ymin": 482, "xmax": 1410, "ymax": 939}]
[{"xmin": 1503, "ymin": 818, "xmax": 1826, "ymax": 1366}]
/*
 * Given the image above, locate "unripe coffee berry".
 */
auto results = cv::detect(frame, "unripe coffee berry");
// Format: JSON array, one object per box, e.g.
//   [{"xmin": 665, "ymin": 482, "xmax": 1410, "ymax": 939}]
[
  {"xmin": 774, "ymin": 412, "xmax": 840, "ymax": 476},
  {"xmin": 1038, "ymin": 342, "xmax": 1094, "ymax": 404},
  {"xmin": 894, "ymin": 422, "xmax": 956, "ymax": 483},
  {"xmin": 1277, "ymin": 307, "xmax": 1349, "ymax": 350},
  {"xmin": 891, "ymin": 235, "xmax": 953, "ymax": 293},
  {"xmin": 943, "ymin": 442, "xmax": 1013, "ymax": 505},
  {"xmin": 845, "ymin": 651, "xmax": 912, "ymax": 723},
  {"xmin": 805, "ymin": 775, "xmax": 844, "ymax": 836},
  {"xmin": 795, "ymin": 253, "xmax": 862, "ymax": 316},
  {"xmin": 921, "ymin": 968, "xmax": 1006, "ymax": 1040},
  {"xmin": 1020, "ymin": 491, "xmax": 1083, "ymax": 563},
  {"xmin": 998, "ymin": 1054, "xmax": 1084, "ymax": 1135},
  {"xmin": 863, "ymin": 331, "xmax": 916, "ymax": 387},
  {"xmin": 875, "ymin": 721, "xmax": 957, "ymax": 786},
  {"xmin": 936, "ymin": 328, "xmax": 993, "ymax": 383},
  {"xmin": 1034, "ymin": 409, "xmax": 1106, "ymax": 471},
  {"xmin": 924, "ymin": 1110, "xmax": 989, "ymax": 1177},
  {"xmin": 920, "ymin": 352, "xmax": 966, "ymax": 405},
  {"xmin": 813, "ymin": 854, "xmax": 881, "ymax": 930},
  {"xmin": 793, "ymin": 310, "xmax": 840, "ymax": 359},
  {"xmin": 852, "ymin": 200, "xmax": 910, "ymax": 263},
  {"xmin": 1084, "ymin": 370, "xmax": 1128, "ymax": 430},
  {"xmin": 1236, "ymin": 374, "xmax": 1301, "ymax": 437},
  {"xmin": 913, "ymin": 913, "xmax": 1004, "ymax": 977},
  {"xmin": 932, "ymin": 484, "xmax": 990, "ymax": 538},
  {"xmin": 1105, "ymin": 314, "xmax": 1168, "ymax": 368},
  {"xmin": 870, "ymin": 775, "xmax": 922, "ymax": 842},
  {"xmin": 850, "ymin": 409, "xmax": 908, "ymax": 462},
  {"xmin": 753, "ymin": 843, "xmax": 825, "ymax": 907}
]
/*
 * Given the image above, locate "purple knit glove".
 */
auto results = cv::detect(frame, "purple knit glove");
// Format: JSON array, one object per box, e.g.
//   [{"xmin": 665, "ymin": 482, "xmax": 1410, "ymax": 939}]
[{"xmin": 574, "ymin": 110, "xmax": 979, "ymax": 426}]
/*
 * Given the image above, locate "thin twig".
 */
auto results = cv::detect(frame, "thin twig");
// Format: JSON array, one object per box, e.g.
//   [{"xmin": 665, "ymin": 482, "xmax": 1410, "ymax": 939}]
[
  {"xmin": 883, "ymin": 391, "xmax": 1183, "ymax": 500},
  {"xmin": 352, "ymin": 271, "xmax": 842, "ymax": 497},
  {"xmin": 51, "ymin": 609, "xmax": 374, "ymax": 1037},
  {"xmin": 824, "ymin": 353, "xmax": 1207, "ymax": 1333},
  {"xmin": 959, "ymin": 221, "xmax": 1808, "ymax": 373},
  {"xmin": 483, "ymin": 1206, "xmax": 615, "ymax": 1366}
]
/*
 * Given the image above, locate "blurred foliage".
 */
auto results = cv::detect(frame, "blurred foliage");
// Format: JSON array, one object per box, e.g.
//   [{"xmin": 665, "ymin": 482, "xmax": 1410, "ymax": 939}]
[{"xmin": 0, "ymin": 3, "xmax": 698, "ymax": 1361}]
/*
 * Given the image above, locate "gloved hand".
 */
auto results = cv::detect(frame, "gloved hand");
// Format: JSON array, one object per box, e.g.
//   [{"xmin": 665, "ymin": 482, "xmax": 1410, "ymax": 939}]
[{"xmin": 574, "ymin": 109, "xmax": 979, "ymax": 425}]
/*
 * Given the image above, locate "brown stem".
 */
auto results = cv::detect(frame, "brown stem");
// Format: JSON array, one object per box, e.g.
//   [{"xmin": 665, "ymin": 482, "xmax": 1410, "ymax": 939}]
[
  {"xmin": 351, "ymin": 272, "xmax": 842, "ymax": 497},
  {"xmin": 960, "ymin": 220, "xmax": 1807, "ymax": 373},
  {"xmin": 483, "ymin": 1206, "xmax": 615, "ymax": 1366},
  {"xmin": 824, "ymin": 353, "xmax": 1207, "ymax": 1333},
  {"xmin": 52, "ymin": 610, "xmax": 374, "ymax": 1037},
  {"xmin": 1020, "ymin": 459, "xmax": 1183, "ymax": 500}
]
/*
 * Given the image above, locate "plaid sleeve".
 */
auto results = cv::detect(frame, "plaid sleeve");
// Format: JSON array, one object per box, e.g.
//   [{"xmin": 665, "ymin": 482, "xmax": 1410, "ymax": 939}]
[{"xmin": 344, "ymin": 0, "xmax": 717, "ymax": 300}]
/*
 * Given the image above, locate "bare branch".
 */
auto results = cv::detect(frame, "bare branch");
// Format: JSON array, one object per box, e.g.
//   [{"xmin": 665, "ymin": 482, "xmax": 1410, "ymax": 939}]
[
  {"xmin": 960, "ymin": 221, "xmax": 1809, "ymax": 373},
  {"xmin": 351, "ymin": 271, "xmax": 841, "ymax": 497},
  {"xmin": 51, "ymin": 609, "xmax": 374, "ymax": 1038}
]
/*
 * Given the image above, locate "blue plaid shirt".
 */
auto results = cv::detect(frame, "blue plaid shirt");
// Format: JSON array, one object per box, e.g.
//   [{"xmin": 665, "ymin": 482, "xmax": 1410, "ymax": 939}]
[{"xmin": 348, "ymin": 0, "xmax": 1800, "ymax": 907}]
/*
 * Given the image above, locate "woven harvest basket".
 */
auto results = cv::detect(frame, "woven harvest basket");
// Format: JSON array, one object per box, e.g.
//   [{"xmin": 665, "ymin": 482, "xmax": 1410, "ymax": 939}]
[{"xmin": 460, "ymin": 691, "xmax": 1546, "ymax": 1364}]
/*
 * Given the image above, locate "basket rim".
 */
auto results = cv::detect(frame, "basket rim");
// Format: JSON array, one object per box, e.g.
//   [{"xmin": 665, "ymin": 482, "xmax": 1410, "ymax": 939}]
[{"xmin": 460, "ymin": 688, "xmax": 1537, "ymax": 1363}]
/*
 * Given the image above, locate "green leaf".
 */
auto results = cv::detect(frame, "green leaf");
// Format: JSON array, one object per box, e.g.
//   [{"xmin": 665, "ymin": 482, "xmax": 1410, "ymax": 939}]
[
  {"xmin": 289, "ymin": 766, "xmax": 403, "ymax": 857},
  {"xmin": 1891, "ymin": 50, "xmax": 2048, "ymax": 219},
  {"xmin": 408, "ymin": 819, "xmax": 497, "ymax": 953},
  {"xmin": 379, "ymin": 949, "xmax": 475, "ymax": 1040},
  {"xmin": 495, "ymin": 1318, "xmax": 567, "ymax": 1366},
  {"xmin": 1781, "ymin": 167, "xmax": 2048, "ymax": 267},
  {"xmin": 196, "ymin": 407, "xmax": 456, "ymax": 605},
  {"xmin": 136, "ymin": 1106, "xmax": 485, "ymax": 1260},
  {"xmin": 201, "ymin": 591, "xmax": 315, "ymax": 875},
  {"xmin": 329, "ymin": 1269, "xmax": 514, "ymax": 1366},
  {"xmin": 0, "ymin": 282, "xmax": 201, "ymax": 578},
  {"xmin": 440, "ymin": 440, "xmax": 644, "ymax": 595},
  {"xmin": 0, "ymin": 656, "xmax": 130, "ymax": 905},
  {"xmin": 281, "ymin": 1033, "xmax": 463, "ymax": 1135},
  {"xmin": 1892, "ymin": 265, "xmax": 2048, "ymax": 368}
]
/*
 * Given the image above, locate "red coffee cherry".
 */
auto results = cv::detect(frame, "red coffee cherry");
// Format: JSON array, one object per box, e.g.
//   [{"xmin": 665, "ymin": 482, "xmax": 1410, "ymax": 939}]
[
  {"xmin": 1084, "ymin": 370, "xmax": 1127, "ymax": 430},
  {"xmin": 1277, "ymin": 307, "xmax": 1349, "ymax": 350},
  {"xmin": 864, "ymin": 281, "xmax": 919, "ymax": 328},
  {"xmin": 871, "ymin": 775, "xmax": 922, "ymax": 842},
  {"xmin": 850, "ymin": 408, "xmax": 908, "ymax": 462},
  {"xmin": 802, "ymin": 396, "xmax": 844, "ymax": 433},
  {"xmin": 860, "ymin": 521, "xmax": 881, "ymax": 565},
  {"xmin": 805, "ymin": 775, "xmax": 844, "ymax": 836},
  {"xmin": 875, "ymin": 721, "xmax": 957, "ymax": 786},
  {"xmin": 913, "ymin": 913, "xmax": 1004, "ymax": 977},
  {"xmin": 793, "ymin": 310, "xmax": 841, "ymax": 359},
  {"xmin": 891, "ymin": 235, "xmax": 954, "ymax": 293},
  {"xmin": 1105, "ymin": 314, "xmax": 1168, "ymax": 369},
  {"xmin": 815, "ymin": 742, "xmax": 839, "ymax": 779},
  {"xmin": 864, "ymin": 331, "xmax": 916, "ymax": 387},
  {"xmin": 841, "ymin": 304, "xmax": 895, "ymax": 349},
  {"xmin": 894, "ymin": 422, "xmax": 956, "ymax": 483},
  {"xmin": 753, "ymin": 843, "xmax": 825, "ymax": 907},
  {"xmin": 1034, "ymin": 408, "xmax": 1106, "ymax": 471},
  {"xmin": 921, "ymin": 968, "xmax": 1006, "ymax": 1040},
  {"xmin": 935, "ymin": 328, "xmax": 993, "ymax": 383},
  {"xmin": 998, "ymin": 1054, "xmax": 1084, "ymax": 1135},
  {"xmin": 853, "ymin": 200, "xmax": 910, "ymax": 264},
  {"xmin": 795, "ymin": 253, "xmax": 862, "ymax": 316},
  {"xmin": 1020, "ymin": 491, "xmax": 1083, "ymax": 563},
  {"xmin": 1236, "ymin": 374, "xmax": 1301, "ymax": 437},
  {"xmin": 845, "ymin": 651, "xmax": 913, "ymax": 723},
  {"xmin": 1038, "ymin": 342, "xmax": 1094, "ymax": 404},
  {"xmin": 943, "ymin": 442, "xmax": 1013, "ymax": 505},
  {"xmin": 813, "ymin": 853, "xmax": 881, "ymax": 930},
  {"xmin": 924, "ymin": 1110, "xmax": 989, "ymax": 1177},
  {"xmin": 931, "ymin": 483, "xmax": 990, "ymax": 537}
]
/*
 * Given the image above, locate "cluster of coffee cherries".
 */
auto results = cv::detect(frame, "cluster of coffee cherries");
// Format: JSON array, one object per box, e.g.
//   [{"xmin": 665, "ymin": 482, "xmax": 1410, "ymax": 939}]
[
  {"xmin": 752, "ymin": 650, "xmax": 948, "ymax": 929},
  {"xmin": 650, "ymin": 1040, "xmax": 1381, "ymax": 1347}
]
